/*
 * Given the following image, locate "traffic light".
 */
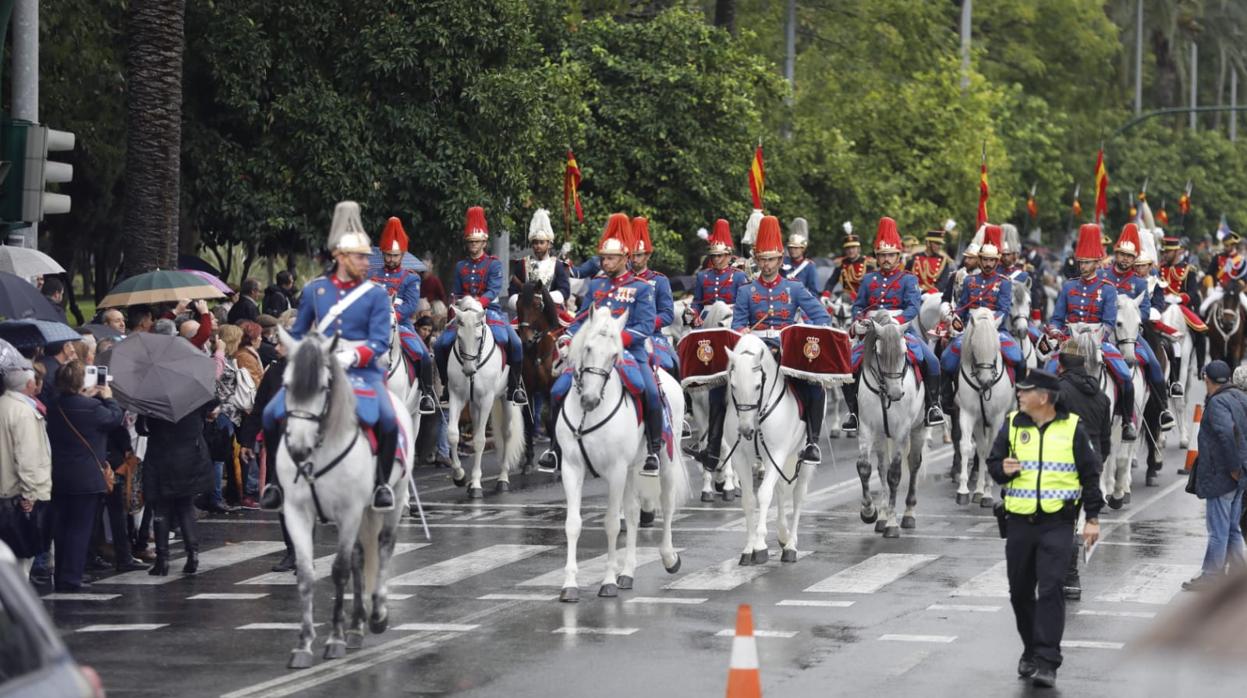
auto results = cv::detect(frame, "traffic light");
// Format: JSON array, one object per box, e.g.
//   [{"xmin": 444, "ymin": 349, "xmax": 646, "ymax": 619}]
[{"xmin": 0, "ymin": 118, "xmax": 75, "ymax": 223}]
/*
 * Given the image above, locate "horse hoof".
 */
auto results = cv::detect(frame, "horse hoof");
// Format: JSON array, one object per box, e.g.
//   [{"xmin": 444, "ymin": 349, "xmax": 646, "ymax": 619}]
[
  {"xmin": 874, "ymin": 520, "xmax": 886, "ymax": 533},
  {"xmin": 345, "ymin": 632, "xmax": 364, "ymax": 650},
  {"xmin": 752, "ymin": 549, "xmax": 769, "ymax": 565},
  {"xmin": 955, "ymin": 493, "xmax": 969, "ymax": 505},
  {"xmin": 323, "ymin": 641, "xmax": 346, "ymax": 660},
  {"xmin": 722, "ymin": 489, "xmax": 735, "ymax": 502},
  {"xmin": 495, "ymin": 481, "xmax": 510, "ymax": 493},
  {"xmin": 979, "ymin": 496, "xmax": 994, "ymax": 508},
  {"xmin": 1122, "ymin": 493, "xmax": 1132, "ymax": 505},
  {"xmin": 883, "ymin": 526, "xmax": 901, "ymax": 539},
  {"xmin": 714, "ymin": 480, "xmax": 726, "ymax": 493},
  {"xmin": 598, "ymin": 584, "xmax": 618, "ymax": 598},
  {"xmin": 560, "ymin": 587, "xmax": 579, "ymax": 603},
  {"xmin": 369, "ymin": 614, "xmax": 389, "ymax": 635},
  {"xmin": 468, "ymin": 487, "xmax": 484, "ymax": 500},
  {"xmin": 860, "ymin": 509, "xmax": 878, "ymax": 524},
  {"xmin": 780, "ymin": 549, "xmax": 798, "ymax": 563},
  {"xmin": 1179, "ymin": 439, "xmax": 1189, "ymax": 450},
  {"xmin": 618, "ymin": 575, "xmax": 634, "ymax": 590},
  {"xmin": 971, "ymin": 492, "xmax": 982, "ymax": 503},
  {"xmin": 701, "ymin": 491, "xmax": 715, "ymax": 503},
  {"xmin": 901, "ymin": 515, "xmax": 916, "ymax": 529},
  {"xmin": 664, "ymin": 554, "xmax": 682, "ymax": 574},
  {"xmin": 288, "ymin": 650, "xmax": 315, "ymax": 670},
  {"xmin": 452, "ymin": 475, "xmax": 467, "ymax": 488},
  {"xmin": 739, "ymin": 553, "xmax": 752, "ymax": 566},
  {"xmin": 1107, "ymin": 496, "xmax": 1123, "ymax": 510},
  {"xmin": 639, "ymin": 510, "xmax": 656, "ymax": 528}
]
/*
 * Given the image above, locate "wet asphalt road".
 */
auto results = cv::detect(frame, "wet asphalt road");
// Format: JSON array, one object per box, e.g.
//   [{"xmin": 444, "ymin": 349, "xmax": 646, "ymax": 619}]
[{"xmin": 44, "ymin": 384, "xmax": 1247, "ymax": 698}]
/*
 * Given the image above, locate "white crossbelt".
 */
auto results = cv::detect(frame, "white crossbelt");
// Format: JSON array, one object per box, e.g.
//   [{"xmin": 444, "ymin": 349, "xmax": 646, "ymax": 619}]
[{"xmin": 316, "ymin": 281, "xmax": 376, "ymax": 335}]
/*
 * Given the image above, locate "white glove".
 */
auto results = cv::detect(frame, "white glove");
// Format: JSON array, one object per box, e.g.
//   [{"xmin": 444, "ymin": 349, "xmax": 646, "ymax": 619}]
[
  {"xmin": 1164, "ymin": 294, "xmax": 1182, "ymax": 305},
  {"xmin": 334, "ymin": 349, "xmax": 358, "ymax": 369},
  {"xmin": 1148, "ymin": 308, "xmax": 1161, "ymax": 322}
]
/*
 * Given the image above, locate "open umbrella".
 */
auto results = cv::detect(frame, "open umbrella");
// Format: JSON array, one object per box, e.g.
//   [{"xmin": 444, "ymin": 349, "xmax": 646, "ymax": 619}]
[
  {"xmin": 0, "ymin": 338, "xmax": 27, "ymax": 372},
  {"xmin": 0, "ymin": 320, "xmax": 80, "ymax": 352},
  {"xmin": 0, "ymin": 246, "xmax": 65, "ymax": 276},
  {"xmin": 368, "ymin": 248, "xmax": 427, "ymax": 274},
  {"xmin": 0, "ymin": 272, "xmax": 62, "ymax": 322},
  {"xmin": 179, "ymin": 269, "xmax": 233, "ymax": 293},
  {"xmin": 79, "ymin": 323, "xmax": 124, "ymax": 342},
  {"xmin": 177, "ymin": 254, "xmax": 221, "ymax": 277},
  {"xmin": 99, "ymin": 270, "xmax": 225, "ymax": 308},
  {"xmin": 100, "ymin": 333, "xmax": 216, "ymax": 422}
]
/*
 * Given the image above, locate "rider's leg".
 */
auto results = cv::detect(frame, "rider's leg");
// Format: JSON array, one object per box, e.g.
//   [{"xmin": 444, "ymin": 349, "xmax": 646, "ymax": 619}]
[
  {"xmin": 1137, "ymin": 337, "xmax": 1176, "ymax": 429},
  {"xmin": 939, "ymin": 336, "xmax": 961, "ymax": 412},
  {"xmin": 911, "ymin": 336, "xmax": 944, "ymax": 426},
  {"xmin": 1193, "ymin": 330, "xmax": 1207, "ymax": 374},
  {"xmin": 1169, "ymin": 339, "xmax": 1184, "ymax": 397},
  {"xmin": 502, "ymin": 323, "xmax": 528, "ymax": 405},
  {"xmin": 371, "ymin": 379, "xmax": 399, "ymax": 511},
  {"xmin": 699, "ymin": 385, "xmax": 728, "ymax": 472},
  {"xmin": 638, "ymin": 356, "xmax": 663, "ymax": 474},
  {"xmin": 799, "ymin": 381, "xmax": 826, "ymax": 462},
  {"xmin": 537, "ymin": 375, "xmax": 570, "ymax": 472},
  {"xmin": 433, "ymin": 328, "xmax": 455, "ymax": 400},
  {"xmin": 259, "ymin": 389, "xmax": 286, "ymax": 511},
  {"xmin": 841, "ymin": 380, "xmax": 859, "ymax": 431},
  {"xmin": 1119, "ymin": 375, "xmax": 1138, "ymax": 442}
]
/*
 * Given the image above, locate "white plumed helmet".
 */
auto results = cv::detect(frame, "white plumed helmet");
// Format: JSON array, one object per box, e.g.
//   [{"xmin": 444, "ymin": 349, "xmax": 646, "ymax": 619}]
[
  {"xmin": 528, "ymin": 208, "xmax": 555, "ymax": 242},
  {"xmin": 328, "ymin": 201, "xmax": 370, "ymax": 254}
]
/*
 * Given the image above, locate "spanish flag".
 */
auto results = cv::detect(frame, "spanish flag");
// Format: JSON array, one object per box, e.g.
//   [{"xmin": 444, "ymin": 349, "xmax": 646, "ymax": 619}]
[
  {"xmin": 1178, "ymin": 180, "xmax": 1192, "ymax": 215},
  {"xmin": 748, "ymin": 144, "xmax": 765, "ymax": 210},
  {"xmin": 1026, "ymin": 183, "xmax": 1038, "ymax": 220},
  {"xmin": 976, "ymin": 160, "xmax": 989, "ymax": 229},
  {"xmin": 1071, "ymin": 183, "xmax": 1082, "ymax": 220},
  {"xmin": 564, "ymin": 149, "xmax": 583, "ymax": 224},
  {"xmin": 1094, "ymin": 148, "xmax": 1109, "ymax": 224}
]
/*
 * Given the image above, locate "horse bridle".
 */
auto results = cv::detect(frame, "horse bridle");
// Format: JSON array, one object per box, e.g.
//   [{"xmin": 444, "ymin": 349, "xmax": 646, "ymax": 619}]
[
  {"xmin": 717, "ymin": 347, "xmax": 799, "ymax": 485},
  {"xmin": 559, "ymin": 346, "xmax": 628, "ymax": 479},
  {"xmin": 859, "ymin": 326, "xmax": 909, "ymax": 439},
  {"xmin": 285, "ymin": 364, "xmax": 360, "ymax": 524}
]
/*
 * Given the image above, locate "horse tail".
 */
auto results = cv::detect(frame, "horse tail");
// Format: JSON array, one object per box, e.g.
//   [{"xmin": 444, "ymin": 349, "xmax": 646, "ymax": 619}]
[{"xmin": 494, "ymin": 399, "xmax": 526, "ymax": 473}]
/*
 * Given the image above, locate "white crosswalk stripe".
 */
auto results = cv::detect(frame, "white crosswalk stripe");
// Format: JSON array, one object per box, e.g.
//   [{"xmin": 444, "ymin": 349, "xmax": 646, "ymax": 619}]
[
  {"xmin": 517, "ymin": 547, "xmax": 672, "ymax": 587},
  {"xmin": 805, "ymin": 553, "xmax": 938, "ymax": 594},
  {"xmin": 95, "ymin": 541, "xmax": 287, "ymax": 586},
  {"xmin": 389, "ymin": 544, "xmax": 554, "ymax": 586},
  {"xmin": 1096, "ymin": 563, "xmax": 1200, "ymax": 605},
  {"xmin": 236, "ymin": 543, "xmax": 427, "ymax": 586},
  {"xmin": 949, "ymin": 560, "xmax": 1009, "ymax": 598},
  {"xmin": 663, "ymin": 552, "xmax": 810, "ymax": 591}
]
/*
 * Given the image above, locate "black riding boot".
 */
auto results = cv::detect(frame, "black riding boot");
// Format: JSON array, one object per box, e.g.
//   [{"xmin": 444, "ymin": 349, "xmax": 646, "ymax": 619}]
[
  {"xmin": 507, "ymin": 363, "xmax": 528, "ymax": 405},
  {"xmin": 259, "ymin": 427, "xmax": 284, "ymax": 511},
  {"xmin": 1152, "ymin": 380, "xmax": 1177, "ymax": 431},
  {"xmin": 923, "ymin": 369, "xmax": 945, "ymax": 427},
  {"xmin": 148, "ymin": 514, "xmax": 170, "ymax": 577},
  {"xmin": 372, "ymin": 428, "xmax": 398, "ymax": 511},
  {"xmin": 940, "ymin": 372, "xmax": 957, "ymax": 414},
  {"xmin": 642, "ymin": 403, "xmax": 663, "ymax": 475},
  {"xmin": 417, "ymin": 359, "xmax": 437, "ymax": 415},
  {"xmin": 799, "ymin": 386, "xmax": 825, "ymax": 462},
  {"xmin": 1169, "ymin": 355, "xmax": 1184, "ymax": 397},
  {"xmin": 537, "ymin": 397, "xmax": 562, "ymax": 472},
  {"xmin": 436, "ymin": 345, "xmax": 451, "ymax": 401},
  {"xmin": 698, "ymin": 386, "xmax": 728, "ymax": 472},
  {"xmin": 1120, "ymin": 380, "xmax": 1138, "ymax": 441},
  {"xmin": 841, "ymin": 381, "xmax": 859, "ymax": 432}
]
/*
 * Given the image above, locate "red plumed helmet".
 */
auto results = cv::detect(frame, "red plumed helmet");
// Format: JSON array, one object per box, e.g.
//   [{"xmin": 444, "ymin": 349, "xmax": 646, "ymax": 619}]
[
  {"xmin": 874, "ymin": 217, "xmax": 903, "ymax": 254},
  {"xmin": 464, "ymin": 206, "xmax": 489, "ymax": 241},
  {"xmin": 632, "ymin": 216, "xmax": 653, "ymax": 254},
  {"xmin": 379, "ymin": 217, "xmax": 409, "ymax": 254},
  {"xmin": 753, "ymin": 215, "xmax": 784, "ymax": 258},
  {"xmin": 598, "ymin": 213, "xmax": 634, "ymax": 255},
  {"xmin": 1115, "ymin": 223, "xmax": 1141, "ymax": 256},
  {"xmin": 979, "ymin": 224, "xmax": 1003, "ymax": 258},
  {"xmin": 707, "ymin": 218, "xmax": 734, "ymax": 254},
  {"xmin": 1075, "ymin": 223, "xmax": 1105, "ymax": 261}
]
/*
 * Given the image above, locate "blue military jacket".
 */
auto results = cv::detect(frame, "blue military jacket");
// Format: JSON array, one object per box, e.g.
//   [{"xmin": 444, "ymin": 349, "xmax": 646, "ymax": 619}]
[
  {"xmin": 692, "ymin": 266, "xmax": 748, "ymax": 315},
  {"xmin": 1104, "ymin": 265, "xmax": 1150, "ymax": 317},
  {"xmin": 851, "ymin": 269, "xmax": 922, "ymax": 322},
  {"xmin": 452, "ymin": 254, "xmax": 505, "ymax": 312},
  {"xmin": 569, "ymin": 271, "xmax": 657, "ymax": 350},
  {"xmin": 1050, "ymin": 273, "xmax": 1117, "ymax": 333},
  {"xmin": 732, "ymin": 275, "xmax": 831, "ymax": 330},
  {"xmin": 292, "ymin": 276, "xmax": 392, "ymax": 376},
  {"xmin": 957, "ymin": 269, "xmax": 1013, "ymax": 327},
  {"xmin": 370, "ymin": 266, "xmax": 421, "ymax": 324},
  {"xmin": 781, "ymin": 256, "xmax": 820, "ymax": 297},
  {"xmin": 634, "ymin": 267, "xmax": 674, "ymax": 334}
]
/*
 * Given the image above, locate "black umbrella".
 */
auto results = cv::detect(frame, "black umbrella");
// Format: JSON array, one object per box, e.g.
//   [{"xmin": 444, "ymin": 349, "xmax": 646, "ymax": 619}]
[
  {"xmin": 178, "ymin": 254, "xmax": 222, "ymax": 277},
  {"xmin": 0, "ymin": 271, "xmax": 61, "ymax": 322},
  {"xmin": 100, "ymin": 333, "xmax": 216, "ymax": 422},
  {"xmin": 0, "ymin": 320, "xmax": 81, "ymax": 353}
]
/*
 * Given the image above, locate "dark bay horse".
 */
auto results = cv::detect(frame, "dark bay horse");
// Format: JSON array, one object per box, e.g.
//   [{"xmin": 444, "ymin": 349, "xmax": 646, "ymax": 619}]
[
  {"xmin": 1207, "ymin": 279, "xmax": 1247, "ymax": 368},
  {"xmin": 516, "ymin": 279, "xmax": 564, "ymax": 466}
]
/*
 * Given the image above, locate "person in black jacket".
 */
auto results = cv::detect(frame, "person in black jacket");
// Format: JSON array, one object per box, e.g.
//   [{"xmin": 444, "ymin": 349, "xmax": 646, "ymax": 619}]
[
  {"xmin": 227, "ymin": 278, "xmax": 263, "ymax": 325},
  {"xmin": 1054, "ymin": 341, "xmax": 1113, "ymax": 601},
  {"xmin": 137, "ymin": 400, "xmax": 217, "ymax": 576},
  {"xmin": 101, "ymin": 418, "xmax": 147, "ymax": 572},
  {"xmin": 239, "ymin": 347, "xmax": 298, "ymax": 571},
  {"xmin": 45, "ymin": 361, "xmax": 124, "ymax": 592}
]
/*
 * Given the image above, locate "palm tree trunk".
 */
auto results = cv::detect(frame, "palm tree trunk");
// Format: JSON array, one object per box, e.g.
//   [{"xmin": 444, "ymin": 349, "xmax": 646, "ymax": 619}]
[{"xmin": 122, "ymin": 0, "xmax": 185, "ymax": 277}]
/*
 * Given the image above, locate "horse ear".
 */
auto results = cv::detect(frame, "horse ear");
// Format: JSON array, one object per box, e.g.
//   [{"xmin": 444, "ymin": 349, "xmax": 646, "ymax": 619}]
[{"xmin": 276, "ymin": 326, "xmax": 297, "ymax": 355}]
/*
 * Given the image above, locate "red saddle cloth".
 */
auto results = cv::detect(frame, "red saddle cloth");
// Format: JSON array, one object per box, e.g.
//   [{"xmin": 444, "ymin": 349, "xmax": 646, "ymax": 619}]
[
  {"xmin": 677, "ymin": 328, "xmax": 741, "ymax": 389},
  {"xmin": 778, "ymin": 324, "xmax": 852, "ymax": 384}
]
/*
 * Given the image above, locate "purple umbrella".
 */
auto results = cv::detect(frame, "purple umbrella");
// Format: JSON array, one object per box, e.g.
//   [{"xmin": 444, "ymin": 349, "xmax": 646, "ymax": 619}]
[{"xmin": 180, "ymin": 269, "xmax": 233, "ymax": 293}]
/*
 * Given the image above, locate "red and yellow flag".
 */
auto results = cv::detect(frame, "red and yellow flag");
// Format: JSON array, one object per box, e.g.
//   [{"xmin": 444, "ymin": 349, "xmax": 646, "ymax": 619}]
[
  {"xmin": 1026, "ymin": 183, "xmax": 1038, "ymax": 220},
  {"xmin": 564, "ymin": 149, "xmax": 584, "ymax": 224},
  {"xmin": 1157, "ymin": 203, "xmax": 1170, "ymax": 226},
  {"xmin": 1178, "ymin": 180, "xmax": 1192, "ymax": 215},
  {"xmin": 1093, "ymin": 148, "xmax": 1109, "ymax": 224},
  {"xmin": 976, "ymin": 161, "xmax": 989, "ymax": 229},
  {"xmin": 748, "ymin": 145, "xmax": 765, "ymax": 210}
]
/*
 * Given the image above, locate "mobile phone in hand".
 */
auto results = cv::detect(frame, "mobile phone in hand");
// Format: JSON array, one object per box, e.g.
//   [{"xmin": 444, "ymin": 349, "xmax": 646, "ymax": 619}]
[{"xmin": 84, "ymin": 365, "xmax": 99, "ymax": 388}]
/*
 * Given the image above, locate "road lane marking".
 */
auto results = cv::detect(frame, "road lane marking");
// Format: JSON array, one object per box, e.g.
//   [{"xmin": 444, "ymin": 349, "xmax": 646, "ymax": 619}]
[
  {"xmin": 344, "ymin": 593, "xmax": 413, "ymax": 601},
  {"xmin": 1064, "ymin": 640, "xmax": 1124, "ymax": 650},
  {"xmin": 626, "ymin": 596, "xmax": 707, "ymax": 605},
  {"xmin": 236, "ymin": 543, "xmax": 427, "ymax": 586},
  {"xmin": 663, "ymin": 552, "xmax": 811, "ymax": 591},
  {"xmin": 1096, "ymin": 563, "xmax": 1200, "ymax": 604},
  {"xmin": 950, "ymin": 560, "xmax": 1010, "ymax": 598},
  {"xmin": 776, "ymin": 599, "xmax": 854, "ymax": 608},
  {"xmin": 477, "ymin": 593, "xmax": 558, "ymax": 602},
  {"xmin": 237, "ymin": 623, "xmax": 322, "ymax": 631},
  {"xmin": 715, "ymin": 629, "xmax": 797, "ymax": 638},
  {"xmin": 517, "ymin": 547, "xmax": 674, "ymax": 587},
  {"xmin": 389, "ymin": 544, "xmax": 554, "ymax": 586},
  {"xmin": 78, "ymin": 623, "xmax": 167, "ymax": 632},
  {"xmin": 927, "ymin": 603, "xmax": 1000, "ymax": 613},
  {"xmin": 96, "ymin": 541, "xmax": 287, "ymax": 585},
  {"xmin": 880, "ymin": 634, "xmax": 957, "ymax": 643},
  {"xmin": 805, "ymin": 553, "xmax": 939, "ymax": 594},
  {"xmin": 553, "ymin": 626, "xmax": 639, "ymax": 635},
  {"xmin": 1076, "ymin": 609, "xmax": 1156, "ymax": 619},
  {"xmin": 41, "ymin": 593, "xmax": 119, "ymax": 602},
  {"xmin": 189, "ymin": 593, "xmax": 268, "ymax": 601},
  {"xmin": 393, "ymin": 623, "xmax": 479, "ymax": 632}
]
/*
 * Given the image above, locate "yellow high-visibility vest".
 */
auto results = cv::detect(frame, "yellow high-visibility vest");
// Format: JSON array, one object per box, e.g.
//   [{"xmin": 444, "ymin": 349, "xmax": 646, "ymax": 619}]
[{"xmin": 1003, "ymin": 410, "xmax": 1083, "ymax": 515}]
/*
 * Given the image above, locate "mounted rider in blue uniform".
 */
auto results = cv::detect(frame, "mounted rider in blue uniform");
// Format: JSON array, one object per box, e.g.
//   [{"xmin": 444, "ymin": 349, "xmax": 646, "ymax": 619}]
[
  {"xmin": 538, "ymin": 213, "xmax": 665, "ymax": 475},
  {"xmin": 370, "ymin": 217, "xmax": 437, "ymax": 416},
  {"xmin": 630, "ymin": 216, "xmax": 678, "ymax": 378},
  {"xmin": 1102, "ymin": 223, "xmax": 1177, "ymax": 432},
  {"xmin": 939, "ymin": 225, "xmax": 1023, "ymax": 408},
  {"xmin": 691, "ymin": 219, "xmax": 749, "ymax": 325},
  {"xmin": 840, "ymin": 216, "xmax": 945, "ymax": 432},
  {"xmin": 781, "ymin": 217, "xmax": 820, "ymax": 298},
  {"xmin": 260, "ymin": 201, "xmax": 402, "ymax": 512},
  {"xmin": 1047, "ymin": 223, "xmax": 1139, "ymax": 441},
  {"xmin": 433, "ymin": 206, "xmax": 528, "ymax": 407}
]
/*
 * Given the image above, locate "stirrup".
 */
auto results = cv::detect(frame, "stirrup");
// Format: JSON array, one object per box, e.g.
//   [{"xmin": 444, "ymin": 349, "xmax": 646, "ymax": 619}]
[
  {"xmin": 641, "ymin": 452, "xmax": 661, "ymax": 476},
  {"xmin": 418, "ymin": 393, "xmax": 437, "ymax": 415},
  {"xmin": 799, "ymin": 442, "xmax": 822, "ymax": 463},
  {"xmin": 259, "ymin": 484, "xmax": 283, "ymax": 511},
  {"xmin": 1122, "ymin": 423, "xmax": 1138, "ymax": 442},
  {"xmin": 371, "ymin": 484, "xmax": 395, "ymax": 512},
  {"xmin": 510, "ymin": 387, "xmax": 529, "ymax": 406},
  {"xmin": 1169, "ymin": 383, "xmax": 1184, "ymax": 398},
  {"xmin": 536, "ymin": 450, "xmax": 559, "ymax": 473},
  {"xmin": 1159, "ymin": 410, "xmax": 1176, "ymax": 431},
  {"xmin": 841, "ymin": 414, "xmax": 858, "ymax": 432},
  {"xmin": 697, "ymin": 450, "xmax": 720, "ymax": 473},
  {"xmin": 925, "ymin": 406, "xmax": 945, "ymax": 427}
]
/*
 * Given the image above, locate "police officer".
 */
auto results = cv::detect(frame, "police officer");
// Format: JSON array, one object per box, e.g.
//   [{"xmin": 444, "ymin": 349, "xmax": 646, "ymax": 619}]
[
  {"xmin": 261, "ymin": 201, "xmax": 403, "ymax": 512},
  {"xmin": 538, "ymin": 213, "xmax": 665, "ymax": 475},
  {"xmin": 986, "ymin": 368, "xmax": 1104, "ymax": 689},
  {"xmin": 1159, "ymin": 234, "xmax": 1206, "ymax": 389},
  {"xmin": 822, "ymin": 227, "xmax": 874, "ymax": 303},
  {"xmin": 691, "ymin": 219, "xmax": 749, "ymax": 324},
  {"xmin": 370, "ymin": 217, "xmax": 437, "ymax": 415},
  {"xmin": 433, "ymin": 206, "xmax": 528, "ymax": 406},
  {"xmin": 842, "ymin": 217, "xmax": 944, "ymax": 431},
  {"xmin": 781, "ymin": 218, "xmax": 820, "ymax": 297},
  {"xmin": 630, "ymin": 216, "xmax": 678, "ymax": 377}
]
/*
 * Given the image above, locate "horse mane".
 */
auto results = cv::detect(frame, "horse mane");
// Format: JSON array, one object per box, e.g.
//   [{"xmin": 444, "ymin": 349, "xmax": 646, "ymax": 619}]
[
  {"xmin": 289, "ymin": 339, "xmax": 324, "ymax": 402},
  {"xmin": 965, "ymin": 308, "xmax": 1000, "ymax": 361},
  {"xmin": 865, "ymin": 312, "xmax": 905, "ymax": 370},
  {"xmin": 1011, "ymin": 282, "xmax": 1029, "ymax": 312},
  {"xmin": 288, "ymin": 333, "xmax": 356, "ymax": 439},
  {"xmin": 704, "ymin": 301, "xmax": 733, "ymax": 328},
  {"xmin": 519, "ymin": 279, "xmax": 559, "ymax": 328},
  {"xmin": 569, "ymin": 307, "xmax": 623, "ymax": 365},
  {"xmin": 457, "ymin": 296, "xmax": 483, "ymax": 315}
]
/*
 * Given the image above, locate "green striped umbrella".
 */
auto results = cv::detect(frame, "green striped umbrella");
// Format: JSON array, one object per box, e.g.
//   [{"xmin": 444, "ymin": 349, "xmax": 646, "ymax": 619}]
[{"xmin": 100, "ymin": 270, "xmax": 226, "ymax": 307}]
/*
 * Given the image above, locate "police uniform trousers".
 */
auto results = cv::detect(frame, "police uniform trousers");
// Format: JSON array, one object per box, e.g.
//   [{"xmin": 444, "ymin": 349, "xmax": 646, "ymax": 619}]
[{"xmin": 1006, "ymin": 511, "xmax": 1076, "ymax": 669}]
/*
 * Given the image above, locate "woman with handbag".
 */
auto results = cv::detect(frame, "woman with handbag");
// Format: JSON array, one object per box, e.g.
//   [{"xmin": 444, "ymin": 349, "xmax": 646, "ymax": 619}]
[
  {"xmin": 45, "ymin": 360, "xmax": 123, "ymax": 593},
  {"xmin": 0, "ymin": 360, "xmax": 53, "ymax": 576},
  {"xmin": 137, "ymin": 399, "xmax": 218, "ymax": 576}
]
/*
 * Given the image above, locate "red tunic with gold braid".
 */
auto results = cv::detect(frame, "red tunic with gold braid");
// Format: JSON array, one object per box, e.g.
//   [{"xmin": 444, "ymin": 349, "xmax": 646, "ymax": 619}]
[{"xmin": 908, "ymin": 252, "xmax": 951, "ymax": 294}]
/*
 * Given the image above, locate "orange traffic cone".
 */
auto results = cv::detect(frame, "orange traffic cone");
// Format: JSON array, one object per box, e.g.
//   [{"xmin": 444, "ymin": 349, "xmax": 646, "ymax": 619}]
[
  {"xmin": 726, "ymin": 604, "xmax": 762, "ymax": 698},
  {"xmin": 1179, "ymin": 403, "xmax": 1203, "ymax": 475}
]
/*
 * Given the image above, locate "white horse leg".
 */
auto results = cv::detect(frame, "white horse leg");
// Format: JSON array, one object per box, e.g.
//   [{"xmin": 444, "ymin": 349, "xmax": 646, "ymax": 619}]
[
  {"xmin": 751, "ymin": 467, "xmax": 780, "ymax": 563},
  {"xmin": 618, "ymin": 467, "xmax": 640, "ymax": 590},
  {"xmin": 447, "ymin": 391, "xmax": 467, "ymax": 487},
  {"xmin": 559, "ymin": 461, "xmax": 585, "ymax": 602},
  {"xmin": 598, "ymin": 463, "xmax": 627, "ymax": 597},
  {"xmin": 881, "ymin": 445, "xmax": 904, "ymax": 538},
  {"xmin": 775, "ymin": 476, "xmax": 791, "ymax": 550},
  {"xmin": 658, "ymin": 456, "xmax": 682, "ymax": 573},
  {"xmin": 365, "ymin": 508, "xmax": 402, "ymax": 635},
  {"xmin": 855, "ymin": 434, "xmax": 877, "ymax": 524},
  {"xmin": 700, "ymin": 468, "xmax": 716, "ymax": 503},
  {"xmin": 323, "ymin": 511, "xmax": 361, "ymax": 660},
  {"xmin": 955, "ymin": 407, "xmax": 973, "ymax": 503},
  {"xmin": 902, "ymin": 428, "xmax": 922, "ymax": 529},
  {"xmin": 735, "ymin": 456, "xmax": 758, "ymax": 565},
  {"xmin": 467, "ymin": 395, "xmax": 490, "ymax": 498},
  {"xmin": 285, "ymin": 503, "xmax": 318, "ymax": 669},
  {"xmin": 781, "ymin": 461, "xmax": 811, "ymax": 562}
]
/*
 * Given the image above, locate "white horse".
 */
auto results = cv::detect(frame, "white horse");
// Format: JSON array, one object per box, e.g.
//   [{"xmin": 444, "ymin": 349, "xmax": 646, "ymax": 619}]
[
  {"xmin": 1105, "ymin": 294, "xmax": 1146, "ymax": 508},
  {"xmin": 953, "ymin": 308, "xmax": 1015, "ymax": 507},
  {"xmin": 384, "ymin": 314, "xmax": 421, "ymax": 419},
  {"xmin": 275, "ymin": 328, "xmax": 412, "ymax": 669},
  {"xmin": 722, "ymin": 333, "xmax": 812, "ymax": 564},
  {"xmin": 556, "ymin": 307, "xmax": 688, "ymax": 600},
  {"xmin": 685, "ymin": 301, "xmax": 741, "ymax": 503},
  {"xmin": 444, "ymin": 298, "xmax": 525, "ymax": 498},
  {"xmin": 854, "ymin": 312, "xmax": 927, "ymax": 537},
  {"xmin": 822, "ymin": 293, "xmax": 855, "ymax": 439},
  {"xmin": 665, "ymin": 298, "xmax": 695, "ymax": 346},
  {"xmin": 1010, "ymin": 282, "xmax": 1039, "ymax": 374},
  {"xmin": 1161, "ymin": 302, "xmax": 1198, "ymax": 449}
]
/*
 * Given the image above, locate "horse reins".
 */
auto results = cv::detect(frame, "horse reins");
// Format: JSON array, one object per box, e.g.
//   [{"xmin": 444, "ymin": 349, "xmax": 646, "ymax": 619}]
[
  {"xmin": 286, "ymin": 368, "xmax": 364, "ymax": 525},
  {"xmin": 558, "ymin": 360, "xmax": 628, "ymax": 479},
  {"xmin": 719, "ymin": 348, "xmax": 800, "ymax": 484},
  {"xmin": 452, "ymin": 312, "xmax": 497, "ymax": 404}
]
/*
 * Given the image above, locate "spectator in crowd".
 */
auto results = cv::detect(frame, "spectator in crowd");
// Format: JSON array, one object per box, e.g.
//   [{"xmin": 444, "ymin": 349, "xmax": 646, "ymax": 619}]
[
  {"xmin": 72, "ymin": 335, "xmax": 96, "ymax": 367},
  {"xmin": 201, "ymin": 402, "xmax": 236, "ymax": 514},
  {"xmin": 102, "ymin": 308, "xmax": 127, "ymax": 336},
  {"xmin": 137, "ymin": 400, "xmax": 217, "ymax": 576},
  {"xmin": 235, "ymin": 321, "xmax": 264, "ymax": 389},
  {"xmin": 0, "ymin": 359, "xmax": 53, "ymax": 577},
  {"xmin": 239, "ymin": 338, "xmax": 293, "ymax": 570},
  {"xmin": 416, "ymin": 316, "xmax": 452, "ymax": 468},
  {"xmin": 228, "ymin": 278, "xmax": 263, "ymax": 325},
  {"xmin": 263, "ymin": 271, "xmax": 297, "ymax": 316},
  {"xmin": 127, "ymin": 305, "xmax": 155, "ymax": 334},
  {"xmin": 101, "ymin": 409, "xmax": 146, "ymax": 573},
  {"xmin": 41, "ymin": 277, "xmax": 68, "ymax": 323},
  {"xmin": 45, "ymin": 360, "xmax": 123, "ymax": 592},
  {"xmin": 210, "ymin": 304, "xmax": 229, "ymax": 329},
  {"xmin": 153, "ymin": 318, "xmax": 177, "ymax": 336},
  {"xmin": 256, "ymin": 315, "xmax": 280, "ymax": 367},
  {"xmin": 1185, "ymin": 360, "xmax": 1247, "ymax": 590},
  {"xmin": 38, "ymin": 340, "xmax": 77, "ymax": 406},
  {"xmin": 169, "ymin": 299, "xmax": 214, "ymax": 350}
]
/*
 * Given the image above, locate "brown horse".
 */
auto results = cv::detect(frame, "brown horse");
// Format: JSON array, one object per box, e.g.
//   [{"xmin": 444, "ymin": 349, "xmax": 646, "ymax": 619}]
[
  {"xmin": 516, "ymin": 279, "xmax": 564, "ymax": 466},
  {"xmin": 1207, "ymin": 279, "xmax": 1247, "ymax": 368}
]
